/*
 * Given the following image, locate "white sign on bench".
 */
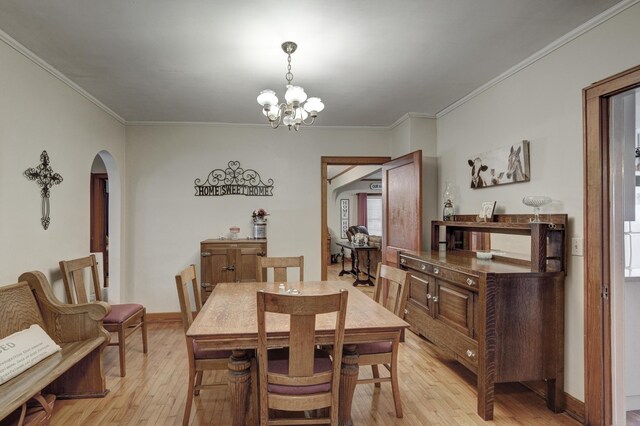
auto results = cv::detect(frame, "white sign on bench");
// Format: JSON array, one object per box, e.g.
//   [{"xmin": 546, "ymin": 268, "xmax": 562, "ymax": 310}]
[{"xmin": 0, "ymin": 324, "xmax": 61, "ymax": 385}]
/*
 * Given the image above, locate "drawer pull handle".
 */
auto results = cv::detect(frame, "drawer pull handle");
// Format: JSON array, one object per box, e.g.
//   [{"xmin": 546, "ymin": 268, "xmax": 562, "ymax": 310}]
[
  {"xmin": 432, "ymin": 296, "xmax": 439, "ymax": 303},
  {"xmin": 400, "ymin": 258, "xmax": 407, "ymax": 264},
  {"xmin": 201, "ymin": 282, "xmax": 213, "ymax": 289},
  {"xmin": 420, "ymin": 264, "xmax": 426, "ymax": 271},
  {"xmin": 201, "ymin": 252, "xmax": 211, "ymax": 257},
  {"xmin": 426, "ymin": 293, "xmax": 432, "ymax": 299},
  {"xmin": 466, "ymin": 349, "xmax": 476, "ymax": 359},
  {"xmin": 404, "ymin": 309, "xmax": 409, "ymax": 315},
  {"xmin": 433, "ymin": 267, "xmax": 439, "ymax": 274},
  {"xmin": 466, "ymin": 278, "xmax": 474, "ymax": 286}
]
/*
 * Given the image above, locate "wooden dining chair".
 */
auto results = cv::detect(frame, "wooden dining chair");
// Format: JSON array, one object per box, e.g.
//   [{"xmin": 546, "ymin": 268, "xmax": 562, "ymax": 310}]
[
  {"xmin": 59, "ymin": 254, "xmax": 147, "ymax": 377},
  {"xmin": 256, "ymin": 289, "xmax": 348, "ymax": 426},
  {"xmin": 175, "ymin": 264, "xmax": 233, "ymax": 426},
  {"xmin": 257, "ymin": 255, "xmax": 304, "ymax": 282},
  {"xmin": 356, "ymin": 262, "xmax": 410, "ymax": 418}
]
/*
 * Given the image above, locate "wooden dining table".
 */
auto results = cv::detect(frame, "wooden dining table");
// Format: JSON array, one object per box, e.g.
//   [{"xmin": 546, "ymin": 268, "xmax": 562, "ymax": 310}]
[{"xmin": 186, "ymin": 280, "xmax": 409, "ymax": 426}]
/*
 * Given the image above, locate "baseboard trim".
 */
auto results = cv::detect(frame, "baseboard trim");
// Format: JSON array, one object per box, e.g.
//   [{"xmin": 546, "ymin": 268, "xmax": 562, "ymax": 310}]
[
  {"xmin": 523, "ymin": 381, "xmax": 585, "ymax": 423},
  {"xmin": 564, "ymin": 393, "xmax": 586, "ymax": 424},
  {"xmin": 146, "ymin": 312, "xmax": 182, "ymax": 323}
]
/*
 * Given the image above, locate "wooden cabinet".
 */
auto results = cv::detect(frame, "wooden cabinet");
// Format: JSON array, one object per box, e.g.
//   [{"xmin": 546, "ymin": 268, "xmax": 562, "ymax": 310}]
[
  {"xmin": 399, "ymin": 214, "xmax": 566, "ymax": 421},
  {"xmin": 200, "ymin": 239, "xmax": 267, "ymax": 302}
]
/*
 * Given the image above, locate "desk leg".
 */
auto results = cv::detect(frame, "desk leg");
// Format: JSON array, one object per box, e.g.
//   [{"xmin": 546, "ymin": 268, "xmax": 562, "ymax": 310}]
[
  {"xmin": 339, "ymin": 344, "xmax": 359, "ymax": 426},
  {"xmin": 228, "ymin": 349, "xmax": 251, "ymax": 426}
]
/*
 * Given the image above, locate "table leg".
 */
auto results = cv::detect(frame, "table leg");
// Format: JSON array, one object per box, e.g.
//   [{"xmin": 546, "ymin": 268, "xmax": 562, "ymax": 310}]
[
  {"xmin": 338, "ymin": 246, "xmax": 348, "ymax": 276},
  {"xmin": 366, "ymin": 250, "xmax": 374, "ymax": 286},
  {"xmin": 339, "ymin": 344, "xmax": 359, "ymax": 426},
  {"xmin": 228, "ymin": 349, "xmax": 252, "ymax": 426},
  {"xmin": 351, "ymin": 249, "xmax": 359, "ymax": 286}
]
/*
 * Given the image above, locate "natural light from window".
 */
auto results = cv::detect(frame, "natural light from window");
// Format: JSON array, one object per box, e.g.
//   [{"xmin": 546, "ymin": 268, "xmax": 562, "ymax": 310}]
[{"xmin": 367, "ymin": 196, "xmax": 382, "ymax": 236}]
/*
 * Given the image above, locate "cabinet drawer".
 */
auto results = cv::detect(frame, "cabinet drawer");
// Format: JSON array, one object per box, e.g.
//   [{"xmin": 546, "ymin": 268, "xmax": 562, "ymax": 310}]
[
  {"xmin": 436, "ymin": 268, "xmax": 479, "ymax": 289},
  {"xmin": 448, "ymin": 331, "xmax": 479, "ymax": 369},
  {"xmin": 400, "ymin": 256, "xmax": 435, "ymax": 274}
]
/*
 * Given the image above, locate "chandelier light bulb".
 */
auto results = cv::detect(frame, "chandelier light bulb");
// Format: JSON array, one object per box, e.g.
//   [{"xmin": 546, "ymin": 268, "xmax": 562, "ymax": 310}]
[
  {"xmin": 257, "ymin": 41, "xmax": 324, "ymax": 131},
  {"xmin": 303, "ymin": 97, "xmax": 324, "ymax": 113},
  {"xmin": 257, "ymin": 89, "xmax": 278, "ymax": 107}
]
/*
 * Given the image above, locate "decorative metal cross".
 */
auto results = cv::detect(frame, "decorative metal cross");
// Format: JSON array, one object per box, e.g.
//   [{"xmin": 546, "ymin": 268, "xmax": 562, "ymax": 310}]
[{"xmin": 24, "ymin": 150, "xmax": 63, "ymax": 230}]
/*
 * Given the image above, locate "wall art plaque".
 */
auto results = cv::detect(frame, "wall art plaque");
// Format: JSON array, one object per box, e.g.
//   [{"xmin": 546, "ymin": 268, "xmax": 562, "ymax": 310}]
[{"xmin": 194, "ymin": 161, "xmax": 274, "ymax": 197}]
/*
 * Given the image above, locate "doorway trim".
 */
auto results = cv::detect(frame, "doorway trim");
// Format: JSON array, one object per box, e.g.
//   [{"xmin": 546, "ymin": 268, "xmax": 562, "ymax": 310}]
[
  {"xmin": 321, "ymin": 156, "xmax": 390, "ymax": 280},
  {"xmin": 584, "ymin": 64, "xmax": 640, "ymax": 425}
]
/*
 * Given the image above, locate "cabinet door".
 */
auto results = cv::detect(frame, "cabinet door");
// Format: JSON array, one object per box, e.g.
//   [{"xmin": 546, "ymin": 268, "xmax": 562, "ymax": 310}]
[
  {"xmin": 201, "ymin": 247, "xmax": 234, "ymax": 301},
  {"xmin": 434, "ymin": 279, "xmax": 474, "ymax": 337},
  {"xmin": 408, "ymin": 273, "xmax": 434, "ymax": 317},
  {"xmin": 236, "ymin": 245, "xmax": 265, "ymax": 282}
]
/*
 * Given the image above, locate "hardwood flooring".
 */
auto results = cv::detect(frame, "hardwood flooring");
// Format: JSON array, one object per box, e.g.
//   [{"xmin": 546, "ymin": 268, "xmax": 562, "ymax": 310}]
[{"xmin": 49, "ymin": 265, "xmax": 579, "ymax": 425}]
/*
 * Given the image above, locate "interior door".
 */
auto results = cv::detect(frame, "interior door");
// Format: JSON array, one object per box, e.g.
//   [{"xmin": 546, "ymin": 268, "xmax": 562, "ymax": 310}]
[
  {"xmin": 90, "ymin": 173, "xmax": 109, "ymax": 286},
  {"xmin": 382, "ymin": 150, "xmax": 422, "ymax": 267}
]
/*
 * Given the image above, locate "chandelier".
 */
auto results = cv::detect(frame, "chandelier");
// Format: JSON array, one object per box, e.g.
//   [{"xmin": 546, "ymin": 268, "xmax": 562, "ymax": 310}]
[{"xmin": 257, "ymin": 41, "xmax": 325, "ymax": 131}]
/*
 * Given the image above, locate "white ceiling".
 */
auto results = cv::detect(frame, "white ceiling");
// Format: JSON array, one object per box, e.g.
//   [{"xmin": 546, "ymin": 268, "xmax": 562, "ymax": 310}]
[{"xmin": 0, "ymin": 0, "xmax": 621, "ymax": 126}]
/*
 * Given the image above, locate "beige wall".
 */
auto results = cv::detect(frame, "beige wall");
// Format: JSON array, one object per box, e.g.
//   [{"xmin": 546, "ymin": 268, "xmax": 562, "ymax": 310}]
[
  {"xmin": 436, "ymin": 2, "xmax": 640, "ymax": 402},
  {"xmin": 0, "ymin": 37, "xmax": 126, "ymax": 301},
  {"xmin": 124, "ymin": 124, "xmax": 391, "ymax": 310}
]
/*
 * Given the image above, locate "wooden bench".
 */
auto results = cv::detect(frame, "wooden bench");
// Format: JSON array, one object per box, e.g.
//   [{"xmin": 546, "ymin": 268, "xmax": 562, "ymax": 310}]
[{"xmin": 0, "ymin": 271, "xmax": 111, "ymax": 421}]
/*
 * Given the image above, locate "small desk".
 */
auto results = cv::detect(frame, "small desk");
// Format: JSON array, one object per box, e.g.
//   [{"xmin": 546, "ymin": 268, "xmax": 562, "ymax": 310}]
[
  {"xmin": 187, "ymin": 281, "xmax": 408, "ymax": 426},
  {"xmin": 336, "ymin": 241, "xmax": 378, "ymax": 286}
]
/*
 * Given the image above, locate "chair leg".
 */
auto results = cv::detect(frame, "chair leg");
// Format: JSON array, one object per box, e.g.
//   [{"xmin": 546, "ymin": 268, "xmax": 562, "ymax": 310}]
[
  {"xmin": 141, "ymin": 309, "xmax": 148, "ymax": 354},
  {"xmin": 250, "ymin": 358, "xmax": 259, "ymax": 425},
  {"xmin": 390, "ymin": 357, "xmax": 402, "ymax": 418},
  {"xmin": 194, "ymin": 371, "xmax": 203, "ymax": 396},
  {"xmin": 118, "ymin": 326, "xmax": 126, "ymax": 377},
  {"xmin": 371, "ymin": 365, "xmax": 381, "ymax": 388},
  {"xmin": 183, "ymin": 366, "xmax": 197, "ymax": 426}
]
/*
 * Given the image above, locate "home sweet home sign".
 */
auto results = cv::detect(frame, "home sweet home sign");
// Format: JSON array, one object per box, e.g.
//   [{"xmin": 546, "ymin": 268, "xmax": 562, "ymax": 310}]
[{"xmin": 194, "ymin": 161, "xmax": 274, "ymax": 197}]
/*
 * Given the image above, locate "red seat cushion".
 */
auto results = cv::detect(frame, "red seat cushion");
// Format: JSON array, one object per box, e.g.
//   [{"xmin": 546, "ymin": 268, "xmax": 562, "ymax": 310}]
[
  {"xmin": 103, "ymin": 303, "xmax": 144, "ymax": 324},
  {"xmin": 192, "ymin": 341, "xmax": 232, "ymax": 360},
  {"xmin": 357, "ymin": 341, "xmax": 392, "ymax": 355},
  {"xmin": 267, "ymin": 348, "xmax": 333, "ymax": 395}
]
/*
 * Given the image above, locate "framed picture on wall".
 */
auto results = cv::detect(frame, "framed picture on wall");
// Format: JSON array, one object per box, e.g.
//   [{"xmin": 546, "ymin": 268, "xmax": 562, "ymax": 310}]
[{"xmin": 340, "ymin": 199, "xmax": 349, "ymax": 239}]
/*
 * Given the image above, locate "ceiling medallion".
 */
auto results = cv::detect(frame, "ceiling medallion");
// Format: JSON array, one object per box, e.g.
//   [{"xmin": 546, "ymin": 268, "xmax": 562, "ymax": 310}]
[{"xmin": 257, "ymin": 41, "xmax": 325, "ymax": 131}]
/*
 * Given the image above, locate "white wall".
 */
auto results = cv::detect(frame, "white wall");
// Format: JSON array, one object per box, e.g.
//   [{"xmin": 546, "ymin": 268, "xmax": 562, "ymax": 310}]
[
  {"xmin": 124, "ymin": 124, "xmax": 390, "ymax": 310},
  {"xmin": 0, "ymin": 37, "xmax": 126, "ymax": 301},
  {"xmin": 436, "ymin": 2, "xmax": 640, "ymax": 401},
  {"xmin": 390, "ymin": 116, "xmax": 438, "ymax": 249}
]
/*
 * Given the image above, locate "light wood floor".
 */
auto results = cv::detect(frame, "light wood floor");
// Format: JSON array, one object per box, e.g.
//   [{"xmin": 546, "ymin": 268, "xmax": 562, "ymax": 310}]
[{"xmin": 50, "ymin": 264, "xmax": 580, "ymax": 425}]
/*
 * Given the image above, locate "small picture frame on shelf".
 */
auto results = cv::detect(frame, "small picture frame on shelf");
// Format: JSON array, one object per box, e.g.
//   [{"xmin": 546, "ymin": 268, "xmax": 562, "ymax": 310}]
[{"xmin": 478, "ymin": 201, "xmax": 496, "ymax": 222}]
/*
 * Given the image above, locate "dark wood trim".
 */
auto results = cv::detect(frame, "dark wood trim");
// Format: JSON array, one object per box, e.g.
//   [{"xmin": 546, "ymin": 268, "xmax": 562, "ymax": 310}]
[
  {"xmin": 327, "ymin": 165, "xmax": 355, "ymax": 183},
  {"xmin": 583, "ymin": 64, "xmax": 640, "ymax": 426},
  {"xmin": 321, "ymin": 156, "xmax": 391, "ymax": 281},
  {"xmin": 565, "ymin": 392, "xmax": 586, "ymax": 424}
]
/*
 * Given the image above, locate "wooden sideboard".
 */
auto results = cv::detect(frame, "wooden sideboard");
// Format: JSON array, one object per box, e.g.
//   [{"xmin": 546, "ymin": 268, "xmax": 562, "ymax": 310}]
[
  {"xmin": 200, "ymin": 239, "xmax": 267, "ymax": 302},
  {"xmin": 399, "ymin": 214, "xmax": 566, "ymax": 420}
]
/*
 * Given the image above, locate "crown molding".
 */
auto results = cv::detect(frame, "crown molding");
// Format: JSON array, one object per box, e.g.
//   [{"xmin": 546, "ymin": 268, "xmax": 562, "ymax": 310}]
[
  {"xmin": 0, "ymin": 28, "xmax": 126, "ymax": 124},
  {"xmin": 126, "ymin": 120, "xmax": 395, "ymax": 131},
  {"xmin": 436, "ymin": 0, "xmax": 640, "ymax": 118},
  {"xmin": 387, "ymin": 112, "xmax": 437, "ymax": 130}
]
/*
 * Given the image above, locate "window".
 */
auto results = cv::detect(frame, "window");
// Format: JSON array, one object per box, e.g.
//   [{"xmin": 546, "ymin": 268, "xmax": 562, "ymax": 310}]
[{"xmin": 367, "ymin": 196, "xmax": 382, "ymax": 236}]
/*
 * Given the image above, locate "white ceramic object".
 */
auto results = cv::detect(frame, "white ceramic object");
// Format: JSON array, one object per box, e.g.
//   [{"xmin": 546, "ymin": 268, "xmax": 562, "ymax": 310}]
[{"xmin": 476, "ymin": 251, "xmax": 493, "ymax": 260}]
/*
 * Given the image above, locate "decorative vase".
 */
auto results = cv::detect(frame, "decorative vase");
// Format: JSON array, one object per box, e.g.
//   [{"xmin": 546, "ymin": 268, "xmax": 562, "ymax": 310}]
[
  {"xmin": 443, "ymin": 199, "xmax": 454, "ymax": 221},
  {"xmin": 253, "ymin": 219, "xmax": 267, "ymax": 239}
]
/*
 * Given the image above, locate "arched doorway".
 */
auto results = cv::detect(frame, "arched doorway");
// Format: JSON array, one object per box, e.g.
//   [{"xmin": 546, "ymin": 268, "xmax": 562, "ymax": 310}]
[{"xmin": 90, "ymin": 150, "xmax": 122, "ymax": 304}]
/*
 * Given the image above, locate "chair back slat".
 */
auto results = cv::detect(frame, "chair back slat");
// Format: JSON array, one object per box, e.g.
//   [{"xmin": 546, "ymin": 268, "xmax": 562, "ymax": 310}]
[
  {"xmin": 257, "ymin": 256, "xmax": 304, "ymax": 282},
  {"xmin": 59, "ymin": 255, "xmax": 103, "ymax": 304},
  {"xmin": 288, "ymin": 315, "xmax": 316, "ymax": 377},
  {"xmin": 257, "ymin": 289, "xmax": 348, "ymax": 388},
  {"xmin": 0, "ymin": 282, "xmax": 47, "ymax": 339},
  {"xmin": 175, "ymin": 264, "xmax": 202, "ymax": 334},
  {"xmin": 374, "ymin": 263, "xmax": 410, "ymax": 318}
]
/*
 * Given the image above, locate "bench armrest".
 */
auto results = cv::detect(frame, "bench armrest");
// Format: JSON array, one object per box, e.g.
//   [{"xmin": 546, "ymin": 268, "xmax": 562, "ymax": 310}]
[{"xmin": 18, "ymin": 271, "xmax": 111, "ymax": 345}]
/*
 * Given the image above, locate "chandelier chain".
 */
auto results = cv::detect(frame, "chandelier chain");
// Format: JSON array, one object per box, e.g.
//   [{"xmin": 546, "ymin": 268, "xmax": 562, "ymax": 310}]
[{"xmin": 286, "ymin": 53, "xmax": 293, "ymax": 84}]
